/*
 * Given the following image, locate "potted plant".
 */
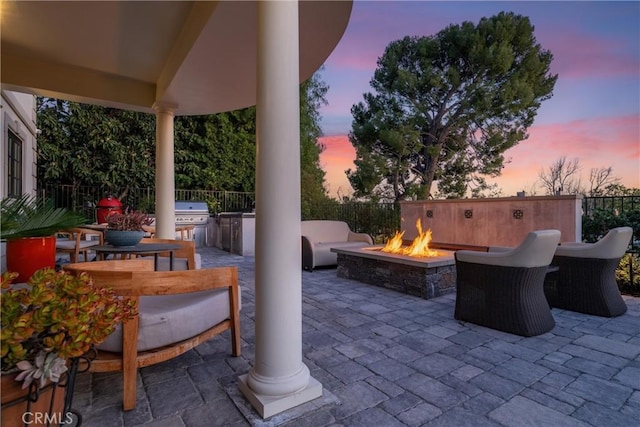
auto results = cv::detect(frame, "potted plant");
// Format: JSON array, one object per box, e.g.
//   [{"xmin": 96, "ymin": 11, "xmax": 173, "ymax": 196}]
[
  {"xmin": 1, "ymin": 194, "xmax": 87, "ymax": 282},
  {"xmin": 104, "ymin": 208, "xmax": 153, "ymax": 247},
  {"xmin": 1, "ymin": 268, "xmax": 137, "ymax": 426}
]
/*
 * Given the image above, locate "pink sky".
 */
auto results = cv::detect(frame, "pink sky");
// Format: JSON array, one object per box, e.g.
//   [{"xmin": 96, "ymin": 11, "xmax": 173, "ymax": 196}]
[{"xmin": 318, "ymin": 1, "xmax": 640, "ymax": 199}]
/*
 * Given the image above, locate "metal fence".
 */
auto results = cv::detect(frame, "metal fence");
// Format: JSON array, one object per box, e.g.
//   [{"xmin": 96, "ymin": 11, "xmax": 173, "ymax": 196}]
[
  {"xmin": 38, "ymin": 186, "xmax": 639, "ymax": 246},
  {"xmin": 39, "ymin": 184, "xmax": 255, "ymax": 221},
  {"xmin": 302, "ymin": 202, "xmax": 400, "ymax": 242},
  {"xmin": 582, "ymin": 196, "xmax": 640, "ymax": 254},
  {"xmin": 583, "ymin": 196, "xmax": 640, "ymax": 216}
]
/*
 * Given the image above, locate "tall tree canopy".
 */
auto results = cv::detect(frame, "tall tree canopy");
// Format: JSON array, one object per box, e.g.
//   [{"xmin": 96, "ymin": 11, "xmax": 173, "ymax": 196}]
[
  {"xmin": 174, "ymin": 109, "xmax": 257, "ymax": 192},
  {"xmin": 37, "ymin": 98, "xmax": 156, "ymax": 193},
  {"xmin": 300, "ymin": 72, "xmax": 332, "ymax": 216},
  {"xmin": 347, "ymin": 12, "xmax": 557, "ymax": 201},
  {"xmin": 36, "ymin": 72, "xmax": 331, "ymax": 207}
]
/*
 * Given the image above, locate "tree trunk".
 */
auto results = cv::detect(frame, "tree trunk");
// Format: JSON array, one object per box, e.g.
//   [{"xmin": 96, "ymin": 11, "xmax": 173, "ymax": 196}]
[{"xmin": 421, "ymin": 143, "xmax": 442, "ymax": 199}]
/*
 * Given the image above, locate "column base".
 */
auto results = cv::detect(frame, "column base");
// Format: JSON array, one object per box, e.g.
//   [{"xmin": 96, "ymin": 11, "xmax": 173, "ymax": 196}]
[{"xmin": 237, "ymin": 374, "xmax": 323, "ymax": 419}]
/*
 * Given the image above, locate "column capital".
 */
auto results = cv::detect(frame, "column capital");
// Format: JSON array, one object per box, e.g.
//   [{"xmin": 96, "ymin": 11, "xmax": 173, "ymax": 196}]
[{"xmin": 152, "ymin": 102, "xmax": 178, "ymax": 114}]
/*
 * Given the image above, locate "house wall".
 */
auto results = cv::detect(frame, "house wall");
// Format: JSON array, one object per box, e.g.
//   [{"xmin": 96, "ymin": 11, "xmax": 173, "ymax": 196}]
[
  {"xmin": 1, "ymin": 90, "xmax": 39, "ymax": 272},
  {"xmin": 400, "ymin": 195, "xmax": 583, "ymax": 247}
]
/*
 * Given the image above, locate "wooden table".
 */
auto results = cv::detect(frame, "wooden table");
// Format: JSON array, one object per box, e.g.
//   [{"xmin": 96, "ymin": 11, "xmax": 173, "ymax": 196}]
[
  {"xmin": 142, "ymin": 224, "xmax": 195, "ymax": 240},
  {"xmin": 92, "ymin": 243, "xmax": 181, "ymax": 271}
]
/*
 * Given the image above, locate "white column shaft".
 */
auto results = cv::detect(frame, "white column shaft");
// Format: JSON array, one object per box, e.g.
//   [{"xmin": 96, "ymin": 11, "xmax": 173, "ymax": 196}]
[
  {"xmin": 249, "ymin": 0, "xmax": 308, "ymax": 396},
  {"xmin": 154, "ymin": 104, "xmax": 176, "ymax": 239}
]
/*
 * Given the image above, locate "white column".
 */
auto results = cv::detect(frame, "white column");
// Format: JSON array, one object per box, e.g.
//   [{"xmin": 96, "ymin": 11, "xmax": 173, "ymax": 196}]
[
  {"xmin": 238, "ymin": 0, "xmax": 322, "ymax": 419},
  {"xmin": 153, "ymin": 103, "xmax": 177, "ymax": 239}
]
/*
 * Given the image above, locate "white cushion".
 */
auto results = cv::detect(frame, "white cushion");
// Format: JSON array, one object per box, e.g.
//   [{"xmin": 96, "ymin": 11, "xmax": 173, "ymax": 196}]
[
  {"xmin": 456, "ymin": 229, "xmax": 561, "ymax": 268},
  {"xmin": 313, "ymin": 241, "xmax": 371, "ymax": 267},
  {"xmin": 56, "ymin": 240, "xmax": 100, "ymax": 250},
  {"xmin": 97, "ymin": 287, "xmax": 240, "ymax": 352},
  {"xmin": 302, "ymin": 220, "xmax": 351, "ymax": 243},
  {"xmin": 555, "ymin": 227, "xmax": 632, "ymax": 259}
]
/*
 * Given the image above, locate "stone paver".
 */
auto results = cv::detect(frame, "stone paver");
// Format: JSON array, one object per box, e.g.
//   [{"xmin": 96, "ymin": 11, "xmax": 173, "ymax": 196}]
[
  {"xmin": 488, "ymin": 396, "xmax": 587, "ymax": 426},
  {"xmin": 71, "ymin": 247, "xmax": 640, "ymax": 426}
]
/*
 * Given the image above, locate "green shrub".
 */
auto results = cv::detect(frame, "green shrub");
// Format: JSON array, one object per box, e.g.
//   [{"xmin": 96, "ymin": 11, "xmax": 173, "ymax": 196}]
[{"xmin": 617, "ymin": 253, "xmax": 640, "ymax": 296}]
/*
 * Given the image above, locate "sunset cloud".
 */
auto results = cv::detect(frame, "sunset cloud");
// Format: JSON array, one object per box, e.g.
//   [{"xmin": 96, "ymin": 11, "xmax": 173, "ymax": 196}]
[
  {"xmin": 319, "ymin": 136, "xmax": 355, "ymax": 198},
  {"xmin": 318, "ymin": 114, "xmax": 639, "ymax": 199},
  {"xmin": 317, "ymin": 1, "xmax": 639, "ymax": 199}
]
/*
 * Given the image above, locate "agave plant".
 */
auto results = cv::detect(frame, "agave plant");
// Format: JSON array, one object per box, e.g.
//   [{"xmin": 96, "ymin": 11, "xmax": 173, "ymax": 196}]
[
  {"xmin": 15, "ymin": 352, "xmax": 68, "ymax": 390},
  {"xmin": 0, "ymin": 194, "xmax": 87, "ymax": 240}
]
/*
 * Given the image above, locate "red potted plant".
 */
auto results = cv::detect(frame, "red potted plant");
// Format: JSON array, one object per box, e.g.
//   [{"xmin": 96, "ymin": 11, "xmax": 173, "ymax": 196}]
[{"xmin": 1, "ymin": 195, "xmax": 87, "ymax": 282}]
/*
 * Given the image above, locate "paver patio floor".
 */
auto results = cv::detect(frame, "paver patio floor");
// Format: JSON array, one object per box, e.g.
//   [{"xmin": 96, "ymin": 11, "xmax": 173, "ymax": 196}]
[{"xmin": 73, "ymin": 247, "xmax": 640, "ymax": 426}]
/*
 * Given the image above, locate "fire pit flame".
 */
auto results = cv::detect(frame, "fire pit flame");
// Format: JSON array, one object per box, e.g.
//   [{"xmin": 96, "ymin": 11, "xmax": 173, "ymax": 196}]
[{"xmin": 381, "ymin": 219, "xmax": 440, "ymax": 257}]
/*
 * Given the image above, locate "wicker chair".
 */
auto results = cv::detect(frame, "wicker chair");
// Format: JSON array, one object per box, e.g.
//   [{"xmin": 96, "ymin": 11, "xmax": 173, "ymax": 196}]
[
  {"xmin": 545, "ymin": 227, "xmax": 632, "ymax": 317},
  {"xmin": 454, "ymin": 230, "xmax": 561, "ymax": 337}
]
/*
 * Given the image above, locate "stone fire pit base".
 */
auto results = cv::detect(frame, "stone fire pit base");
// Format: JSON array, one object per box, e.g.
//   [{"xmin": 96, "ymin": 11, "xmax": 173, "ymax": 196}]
[{"xmin": 332, "ymin": 247, "xmax": 456, "ymax": 300}]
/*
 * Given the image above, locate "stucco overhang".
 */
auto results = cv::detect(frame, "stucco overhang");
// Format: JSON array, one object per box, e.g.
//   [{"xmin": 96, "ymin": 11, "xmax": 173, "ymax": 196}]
[{"xmin": 0, "ymin": 0, "xmax": 352, "ymax": 116}]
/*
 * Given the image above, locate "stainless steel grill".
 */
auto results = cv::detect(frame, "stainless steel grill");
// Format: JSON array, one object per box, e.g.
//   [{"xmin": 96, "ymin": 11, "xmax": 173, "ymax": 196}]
[{"xmin": 174, "ymin": 201, "xmax": 209, "ymax": 247}]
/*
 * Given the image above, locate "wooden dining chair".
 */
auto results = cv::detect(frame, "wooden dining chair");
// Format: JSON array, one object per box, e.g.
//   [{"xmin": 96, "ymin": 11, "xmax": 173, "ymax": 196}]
[
  {"xmin": 55, "ymin": 227, "xmax": 104, "ymax": 262},
  {"xmin": 137, "ymin": 237, "xmax": 198, "ymax": 270}
]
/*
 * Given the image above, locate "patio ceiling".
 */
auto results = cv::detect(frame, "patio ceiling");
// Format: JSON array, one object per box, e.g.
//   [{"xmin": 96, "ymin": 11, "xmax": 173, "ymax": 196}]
[{"xmin": 0, "ymin": 0, "xmax": 352, "ymax": 116}]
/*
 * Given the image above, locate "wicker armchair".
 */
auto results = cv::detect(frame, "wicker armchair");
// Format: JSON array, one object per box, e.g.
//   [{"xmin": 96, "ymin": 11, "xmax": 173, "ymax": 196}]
[
  {"xmin": 455, "ymin": 230, "xmax": 561, "ymax": 337},
  {"xmin": 546, "ymin": 227, "xmax": 632, "ymax": 317}
]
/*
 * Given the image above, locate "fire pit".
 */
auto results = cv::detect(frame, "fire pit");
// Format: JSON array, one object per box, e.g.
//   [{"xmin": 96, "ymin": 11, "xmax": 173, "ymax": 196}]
[{"xmin": 330, "ymin": 220, "xmax": 457, "ymax": 300}]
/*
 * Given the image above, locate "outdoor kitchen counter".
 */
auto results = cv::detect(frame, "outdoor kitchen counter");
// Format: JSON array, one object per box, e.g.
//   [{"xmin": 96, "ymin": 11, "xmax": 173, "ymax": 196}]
[{"xmin": 217, "ymin": 212, "xmax": 255, "ymax": 256}]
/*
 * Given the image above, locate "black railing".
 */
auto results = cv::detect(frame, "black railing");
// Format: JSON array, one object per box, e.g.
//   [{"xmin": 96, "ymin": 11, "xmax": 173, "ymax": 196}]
[
  {"xmin": 302, "ymin": 202, "xmax": 400, "ymax": 242},
  {"xmin": 583, "ymin": 196, "xmax": 640, "ymax": 216},
  {"xmin": 38, "ymin": 186, "xmax": 639, "ymax": 248},
  {"xmin": 39, "ymin": 185, "xmax": 255, "ymax": 220},
  {"xmin": 582, "ymin": 196, "xmax": 640, "ymax": 249}
]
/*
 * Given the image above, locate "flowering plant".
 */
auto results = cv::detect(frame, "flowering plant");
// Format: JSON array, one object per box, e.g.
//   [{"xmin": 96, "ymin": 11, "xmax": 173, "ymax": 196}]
[
  {"xmin": 1, "ymin": 269, "xmax": 137, "ymax": 389},
  {"xmin": 105, "ymin": 208, "xmax": 153, "ymax": 231}
]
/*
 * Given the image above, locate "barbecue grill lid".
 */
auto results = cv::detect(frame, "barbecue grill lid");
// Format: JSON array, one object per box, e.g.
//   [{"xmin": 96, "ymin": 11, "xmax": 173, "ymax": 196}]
[{"xmin": 174, "ymin": 201, "xmax": 209, "ymax": 212}]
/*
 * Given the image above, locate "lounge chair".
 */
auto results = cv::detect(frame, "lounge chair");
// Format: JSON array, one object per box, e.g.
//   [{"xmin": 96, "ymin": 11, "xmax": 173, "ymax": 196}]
[
  {"xmin": 546, "ymin": 227, "xmax": 632, "ymax": 317},
  {"xmin": 63, "ymin": 259, "xmax": 241, "ymax": 410},
  {"xmin": 454, "ymin": 229, "xmax": 561, "ymax": 336}
]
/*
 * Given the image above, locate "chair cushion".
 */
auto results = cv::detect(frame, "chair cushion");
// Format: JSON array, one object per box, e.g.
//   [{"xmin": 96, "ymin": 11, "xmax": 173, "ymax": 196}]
[
  {"xmin": 56, "ymin": 240, "xmax": 100, "ymax": 250},
  {"xmin": 302, "ymin": 220, "xmax": 350, "ymax": 243},
  {"xmin": 456, "ymin": 230, "xmax": 560, "ymax": 268},
  {"xmin": 555, "ymin": 227, "xmax": 632, "ymax": 259},
  {"xmin": 313, "ymin": 241, "xmax": 371, "ymax": 267},
  {"xmin": 98, "ymin": 287, "xmax": 239, "ymax": 352}
]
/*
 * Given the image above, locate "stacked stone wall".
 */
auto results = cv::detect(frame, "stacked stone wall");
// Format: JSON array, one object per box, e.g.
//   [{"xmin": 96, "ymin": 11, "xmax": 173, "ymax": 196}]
[{"xmin": 336, "ymin": 253, "xmax": 456, "ymax": 300}]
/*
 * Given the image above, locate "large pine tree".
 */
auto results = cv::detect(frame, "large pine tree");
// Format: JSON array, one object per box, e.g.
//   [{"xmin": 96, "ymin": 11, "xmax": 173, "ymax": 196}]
[{"xmin": 348, "ymin": 12, "xmax": 557, "ymax": 200}]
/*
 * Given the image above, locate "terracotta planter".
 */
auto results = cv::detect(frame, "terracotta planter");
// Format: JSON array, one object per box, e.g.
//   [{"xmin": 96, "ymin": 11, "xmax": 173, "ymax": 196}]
[
  {"xmin": 1, "ymin": 374, "xmax": 67, "ymax": 427},
  {"xmin": 6, "ymin": 236, "xmax": 56, "ymax": 283}
]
